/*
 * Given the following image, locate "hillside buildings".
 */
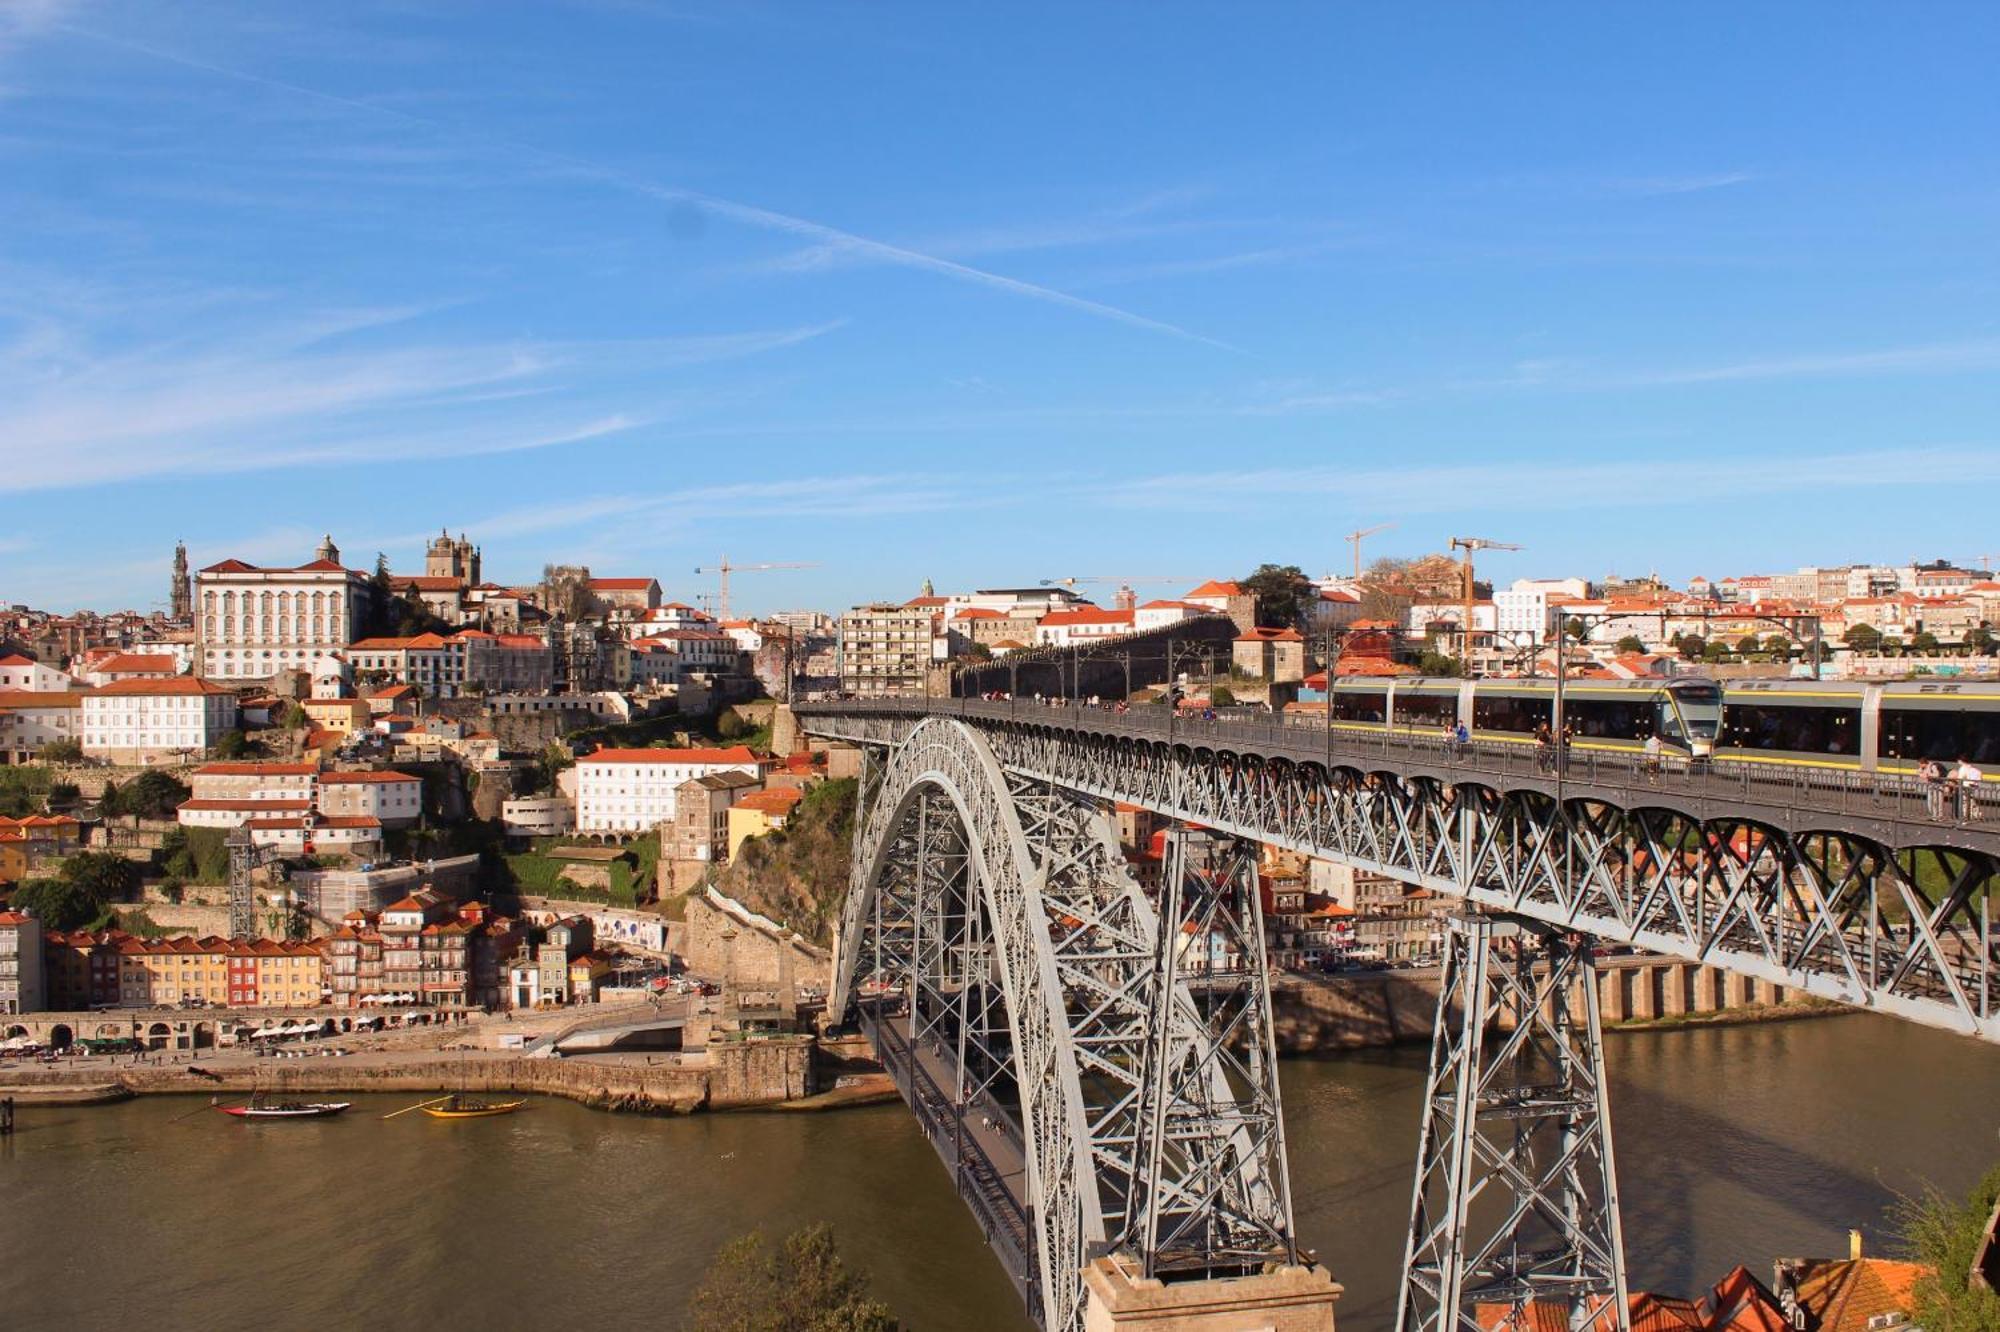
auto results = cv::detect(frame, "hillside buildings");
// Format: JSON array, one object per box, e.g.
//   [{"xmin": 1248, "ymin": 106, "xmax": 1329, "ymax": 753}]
[{"xmin": 573, "ymin": 745, "xmax": 763, "ymax": 834}]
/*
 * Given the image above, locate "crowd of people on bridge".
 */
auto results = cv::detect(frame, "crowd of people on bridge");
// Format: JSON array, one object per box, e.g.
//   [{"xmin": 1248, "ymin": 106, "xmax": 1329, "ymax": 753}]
[{"xmin": 1917, "ymin": 756, "xmax": 1985, "ymax": 820}]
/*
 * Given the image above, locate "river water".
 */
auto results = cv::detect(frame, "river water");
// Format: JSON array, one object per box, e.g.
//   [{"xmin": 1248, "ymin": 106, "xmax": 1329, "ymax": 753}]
[{"xmin": 3, "ymin": 1014, "xmax": 1996, "ymax": 1332}]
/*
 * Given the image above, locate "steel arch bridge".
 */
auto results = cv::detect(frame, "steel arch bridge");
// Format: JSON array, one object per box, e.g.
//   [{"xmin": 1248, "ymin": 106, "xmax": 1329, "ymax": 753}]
[{"xmin": 801, "ymin": 698, "xmax": 2000, "ymax": 1332}]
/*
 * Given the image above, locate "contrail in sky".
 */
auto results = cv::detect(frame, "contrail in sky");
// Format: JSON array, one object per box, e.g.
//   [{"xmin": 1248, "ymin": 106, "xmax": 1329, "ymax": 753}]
[{"xmin": 53, "ymin": 22, "xmax": 1233, "ymax": 350}]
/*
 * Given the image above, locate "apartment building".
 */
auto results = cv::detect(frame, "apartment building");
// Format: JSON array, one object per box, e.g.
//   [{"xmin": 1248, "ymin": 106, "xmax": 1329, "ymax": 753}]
[
  {"xmin": 574, "ymin": 746, "xmax": 763, "ymax": 834},
  {"xmin": 837, "ymin": 604, "xmax": 937, "ymax": 695},
  {"xmin": 81, "ymin": 678, "xmax": 240, "ymax": 763}
]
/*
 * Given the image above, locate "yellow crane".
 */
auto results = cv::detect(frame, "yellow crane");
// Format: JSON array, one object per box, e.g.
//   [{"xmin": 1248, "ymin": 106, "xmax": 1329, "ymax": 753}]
[
  {"xmin": 1448, "ymin": 536, "xmax": 1521, "ymax": 665},
  {"xmin": 692, "ymin": 555, "xmax": 820, "ymax": 621},
  {"xmin": 1344, "ymin": 523, "xmax": 1395, "ymax": 581}
]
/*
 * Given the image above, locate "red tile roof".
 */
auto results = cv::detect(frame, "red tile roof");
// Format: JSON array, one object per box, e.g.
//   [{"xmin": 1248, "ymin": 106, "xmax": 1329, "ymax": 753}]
[
  {"xmin": 1041, "ymin": 607, "xmax": 1134, "ymax": 628},
  {"xmin": 736, "ymin": 787, "xmax": 803, "ymax": 815},
  {"xmin": 194, "ymin": 762, "xmax": 316, "ymax": 776},
  {"xmin": 94, "ymin": 652, "xmax": 177, "ymax": 674},
  {"xmin": 179, "ymin": 798, "xmax": 313, "ymax": 812},
  {"xmin": 318, "ymin": 770, "xmax": 419, "ymax": 784},
  {"xmin": 1186, "ymin": 579, "xmax": 1244, "ymax": 598},
  {"xmin": 586, "ymin": 746, "xmax": 759, "ymax": 765},
  {"xmin": 589, "ymin": 577, "xmax": 657, "ymax": 590}
]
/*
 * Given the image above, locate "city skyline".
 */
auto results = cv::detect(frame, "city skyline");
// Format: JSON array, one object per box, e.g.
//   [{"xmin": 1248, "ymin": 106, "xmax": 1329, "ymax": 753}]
[{"xmin": 5, "ymin": 3, "xmax": 2000, "ymax": 611}]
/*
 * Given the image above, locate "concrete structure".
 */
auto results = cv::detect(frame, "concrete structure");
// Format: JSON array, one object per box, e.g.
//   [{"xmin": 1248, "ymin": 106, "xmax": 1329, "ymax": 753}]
[
  {"xmin": 0, "ymin": 909, "xmax": 45, "ymax": 1014},
  {"xmin": 196, "ymin": 538, "xmax": 373, "ymax": 681},
  {"xmin": 81, "ymin": 677, "xmax": 239, "ymax": 763},
  {"xmin": 573, "ymin": 746, "xmax": 762, "ymax": 835},
  {"xmin": 682, "ymin": 888, "xmax": 828, "ymax": 988},
  {"xmin": 502, "ymin": 796, "xmax": 575, "ymax": 838},
  {"xmin": 1233, "ymin": 626, "xmax": 1306, "ymax": 683},
  {"xmin": 1081, "ymin": 1253, "xmax": 1338, "ymax": 1332},
  {"xmin": 0, "ymin": 654, "xmax": 75, "ymax": 692}
]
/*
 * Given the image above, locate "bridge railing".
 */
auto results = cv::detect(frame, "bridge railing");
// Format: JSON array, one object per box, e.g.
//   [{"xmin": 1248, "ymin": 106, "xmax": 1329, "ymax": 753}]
[{"xmin": 797, "ymin": 696, "xmax": 1996, "ymax": 832}]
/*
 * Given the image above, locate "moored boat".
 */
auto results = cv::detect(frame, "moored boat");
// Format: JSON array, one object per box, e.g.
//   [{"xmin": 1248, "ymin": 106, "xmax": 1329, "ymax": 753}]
[
  {"xmin": 215, "ymin": 1094, "xmax": 351, "ymax": 1119},
  {"xmin": 420, "ymin": 1093, "xmax": 524, "ymax": 1119}
]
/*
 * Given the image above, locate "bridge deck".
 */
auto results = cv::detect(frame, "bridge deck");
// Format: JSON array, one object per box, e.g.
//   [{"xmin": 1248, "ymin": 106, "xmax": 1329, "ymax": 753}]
[
  {"xmin": 799, "ymin": 696, "xmax": 1999, "ymax": 853},
  {"xmin": 864, "ymin": 1008, "xmax": 1039, "ymax": 1319}
]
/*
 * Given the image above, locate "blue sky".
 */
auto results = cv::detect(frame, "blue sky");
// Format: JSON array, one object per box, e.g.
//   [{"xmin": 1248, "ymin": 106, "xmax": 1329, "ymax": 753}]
[{"xmin": 4, "ymin": 2, "xmax": 1999, "ymax": 614}]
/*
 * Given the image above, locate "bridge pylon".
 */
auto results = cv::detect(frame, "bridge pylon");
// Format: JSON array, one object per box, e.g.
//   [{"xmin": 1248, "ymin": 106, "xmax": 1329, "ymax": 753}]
[{"xmin": 1396, "ymin": 910, "xmax": 1630, "ymax": 1332}]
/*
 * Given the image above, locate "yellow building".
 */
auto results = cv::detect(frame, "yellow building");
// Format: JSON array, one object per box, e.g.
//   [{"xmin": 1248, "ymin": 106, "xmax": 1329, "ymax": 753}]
[
  {"xmin": 303, "ymin": 697, "xmax": 372, "ymax": 736},
  {"xmin": 725, "ymin": 787, "xmax": 804, "ymax": 862},
  {"xmin": 106, "ymin": 935, "xmax": 325, "ymax": 1008}
]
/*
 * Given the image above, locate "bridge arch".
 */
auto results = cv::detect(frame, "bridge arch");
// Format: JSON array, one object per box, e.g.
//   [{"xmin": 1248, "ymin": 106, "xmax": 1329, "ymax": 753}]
[
  {"xmin": 831, "ymin": 718, "xmax": 1295, "ymax": 1331},
  {"xmin": 832, "ymin": 718, "xmax": 1111, "ymax": 1329}
]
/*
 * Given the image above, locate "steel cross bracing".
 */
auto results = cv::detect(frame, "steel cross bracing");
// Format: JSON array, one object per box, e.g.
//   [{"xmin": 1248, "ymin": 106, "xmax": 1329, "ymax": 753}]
[
  {"xmin": 799, "ymin": 710, "xmax": 2000, "ymax": 1043},
  {"xmin": 1397, "ymin": 912, "xmax": 1629, "ymax": 1332},
  {"xmin": 828, "ymin": 719, "xmax": 1299, "ymax": 1332}
]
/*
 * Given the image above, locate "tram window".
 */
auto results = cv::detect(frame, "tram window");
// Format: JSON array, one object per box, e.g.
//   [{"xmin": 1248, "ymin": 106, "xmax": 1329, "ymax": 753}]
[
  {"xmin": 1473, "ymin": 693, "xmax": 1552, "ymax": 734},
  {"xmin": 1563, "ymin": 698, "xmax": 1648, "ymax": 739},
  {"xmin": 1879, "ymin": 707, "xmax": 2000, "ymax": 764},
  {"xmin": 1332, "ymin": 691, "xmax": 1388, "ymax": 724},
  {"xmin": 1718, "ymin": 703, "xmax": 1859, "ymax": 756},
  {"xmin": 1395, "ymin": 693, "xmax": 1458, "ymax": 728}
]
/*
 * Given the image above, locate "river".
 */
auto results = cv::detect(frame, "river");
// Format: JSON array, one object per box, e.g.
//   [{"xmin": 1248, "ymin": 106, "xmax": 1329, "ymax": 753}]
[{"xmin": 3, "ymin": 1014, "xmax": 1995, "ymax": 1331}]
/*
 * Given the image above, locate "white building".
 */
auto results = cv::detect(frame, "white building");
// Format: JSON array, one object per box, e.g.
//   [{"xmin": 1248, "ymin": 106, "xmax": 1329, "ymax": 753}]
[
  {"xmin": 0, "ymin": 654, "xmax": 74, "ymax": 692},
  {"xmin": 0, "ymin": 691, "xmax": 85, "ymax": 765},
  {"xmin": 1035, "ymin": 607, "xmax": 1136, "ymax": 648},
  {"xmin": 197, "ymin": 536, "xmax": 373, "ymax": 681},
  {"xmin": 502, "ymin": 796, "xmax": 575, "ymax": 838},
  {"xmin": 81, "ymin": 678, "xmax": 239, "ymax": 764},
  {"xmin": 178, "ymin": 761, "xmax": 319, "ymax": 829},
  {"xmin": 574, "ymin": 746, "xmax": 763, "ymax": 835},
  {"xmin": 0, "ymin": 908, "xmax": 45, "ymax": 1015},
  {"xmin": 78, "ymin": 652, "xmax": 180, "ymax": 688},
  {"xmin": 317, "ymin": 771, "xmax": 424, "ymax": 827},
  {"xmin": 1494, "ymin": 578, "xmax": 1591, "ymax": 638},
  {"xmin": 347, "ymin": 633, "xmax": 470, "ymax": 698},
  {"xmin": 1132, "ymin": 600, "xmax": 1213, "ymax": 633}
]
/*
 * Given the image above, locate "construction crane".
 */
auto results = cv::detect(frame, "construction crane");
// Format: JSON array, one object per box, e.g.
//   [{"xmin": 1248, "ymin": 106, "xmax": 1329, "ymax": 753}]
[
  {"xmin": 1344, "ymin": 523, "xmax": 1395, "ymax": 581},
  {"xmin": 1448, "ymin": 536, "xmax": 1522, "ymax": 665},
  {"xmin": 692, "ymin": 556, "xmax": 820, "ymax": 621},
  {"xmin": 1042, "ymin": 575, "xmax": 1198, "ymax": 610}
]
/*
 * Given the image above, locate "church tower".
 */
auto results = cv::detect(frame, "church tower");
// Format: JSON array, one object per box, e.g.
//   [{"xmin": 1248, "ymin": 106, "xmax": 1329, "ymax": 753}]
[
  {"xmin": 315, "ymin": 533, "xmax": 341, "ymax": 566},
  {"xmin": 170, "ymin": 542, "xmax": 191, "ymax": 620}
]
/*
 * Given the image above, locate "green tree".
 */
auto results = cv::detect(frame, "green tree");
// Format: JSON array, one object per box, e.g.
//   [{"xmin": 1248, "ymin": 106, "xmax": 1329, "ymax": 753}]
[
  {"xmin": 1911, "ymin": 630, "xmax": 1942, "ymax": 654},
  {"xmin": 113, "ymin": 769, "xmax": 190, "ymax": 821},
  {"xmin": 1966, "ymin": 626, "xmax": 1998, "ymax": 656},
  {"xmin": 1417, "ymin": 651, "xmax": 1465, "ymax": 677},
  {"xmin": 41, "ymin": 737, "xmax": 83, "ymax": 764},
  {"xmin": 1844, "ymin": 623, "xmax": 1883, "ymax": 654},
  {"xmin": 1614, "ymin": 635, "xmax": 1647, "ymax": 655},
  {"xmin": 1892, "ymin": 1162, "xmax": 2000, "ymax": 1332},
  {"xmin": 1674, "ymin": 633, "xmax": 1707, "ymax": 661},
  {"xmin": 1737, "ymin": 634, "xmax": 1763, "ymax": 656},
  {"xmin": 1763, "ymin": 634, "xmax": 1793, "ymax": 658},
  {"xmin": 60, "ymin": 851, "xmax": 139, "ymax": 903},
  {"xmin": 1565, "ymin": 618, "xmax": 1590, "ymax": 642},
  {"xmin": 1240, "ymin": 563, "xmax": 1314, "ymax": 629},
  {"xmin": 213, "ymin": 729, "xmax": 250, "ymax": 759},
  {"xmin": 1702, "ymin": 639, "xmax": 1733, "ymax": 664},
  {"xmin": 1210, "ymin": 684, "xmax": 1237, "ymax": 707},
  {"xmin": 716, "ymin": 709, "xmax": 750, "ymax": 741},
  {"xmin": 686, "ymin": 1224, "xmax": 898, "ymax": 1332},
  {"xmin": 282, "ymin": 701, "xmax": 310, "ymax": 728},
  {"xmin": 1882, "ymin": 635, "xmax": 1906, "ymax": 657},
  {"xmin": 11, "ymin": 876, "xmax": 102, "ymax": 932}
]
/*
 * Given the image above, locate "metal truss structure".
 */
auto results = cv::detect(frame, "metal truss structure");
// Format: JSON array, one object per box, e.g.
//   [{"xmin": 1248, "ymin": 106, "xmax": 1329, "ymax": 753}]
[
  {"xmin": 1398, "ymin": 912, "xmax": 1628, "ymax": 1332},
  {"xmin": 803, "ymin": 705, "xmax": 1998, "ymax": 1043},
  {"xmin": 828, "ymin": 719, "xmax": 1299, "ymax": 1331}
]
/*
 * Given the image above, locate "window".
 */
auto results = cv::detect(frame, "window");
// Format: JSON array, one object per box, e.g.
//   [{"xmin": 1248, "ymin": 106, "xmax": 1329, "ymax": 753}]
[
  {"xmin": 1331, "ymin": 690, "xmax": 1388, "ymax": 724},
  {"xmin": 1879, "ymin": 706, "xmax": 2000, "ymax": 765},
  {"xmin": 1394, "ymin": 691, "xmax": 1458, "ymax": 728},
  {"xmin": 1718, "ymin": 703, "xmax": 1860, "ymax": 756},
  {"xmin": 1473, "ymin": 692, "xmax": 1552, "ymax": 735}
]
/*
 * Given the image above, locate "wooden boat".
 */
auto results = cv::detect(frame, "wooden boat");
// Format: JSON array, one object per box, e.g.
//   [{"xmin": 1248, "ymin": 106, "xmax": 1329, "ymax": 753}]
[
  {"xmin": 215, "ymin": 1094, "xmax": 351, "ymax": 1120},
  {"xmin": 419, "ymin": 1093, "xmax": 524, "ymax": 1120}
]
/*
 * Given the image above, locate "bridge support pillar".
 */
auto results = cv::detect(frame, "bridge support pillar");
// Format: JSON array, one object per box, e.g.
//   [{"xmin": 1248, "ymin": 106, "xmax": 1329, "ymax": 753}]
[
  {"xmin": 1396, "ymin": 911, "xmax": 1630, "ymax": 1332},
  {"xmin": 1082, "ymin": 1252, "xmax": 1340, "ymax": 1332}
]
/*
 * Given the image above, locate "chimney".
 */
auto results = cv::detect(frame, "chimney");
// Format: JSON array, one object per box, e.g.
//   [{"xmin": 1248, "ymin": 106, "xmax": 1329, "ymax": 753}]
[{"xmin": 1850, "ymin": 1228, "xmax": 1864, "ymax": 1262}]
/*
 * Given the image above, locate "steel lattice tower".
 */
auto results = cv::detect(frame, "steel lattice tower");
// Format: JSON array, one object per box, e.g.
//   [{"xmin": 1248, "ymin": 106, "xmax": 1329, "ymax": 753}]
[{"xmin": 1397, "ymin": 910, "xmax": 1630, "ymax": 1332}]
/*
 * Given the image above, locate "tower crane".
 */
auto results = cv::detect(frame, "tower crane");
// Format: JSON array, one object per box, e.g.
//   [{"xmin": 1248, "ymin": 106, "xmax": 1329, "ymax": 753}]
[
  {"xmin": 692, "ymin": 555, "xmax": 820, "ymax": 621},
  {"xmin": 1344, "ymin": 523, "xmax": 1395, "ymax": 581},
  {"xmin": 1448, "ymin": 536, "xmax": 1522, "ymax": 664}
]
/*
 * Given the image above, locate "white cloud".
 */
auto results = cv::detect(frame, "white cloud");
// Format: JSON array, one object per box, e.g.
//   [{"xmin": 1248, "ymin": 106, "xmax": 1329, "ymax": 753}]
[{"xmin": 1610, "ymin": 171, "xmax": 1757, "ymax": 197}]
